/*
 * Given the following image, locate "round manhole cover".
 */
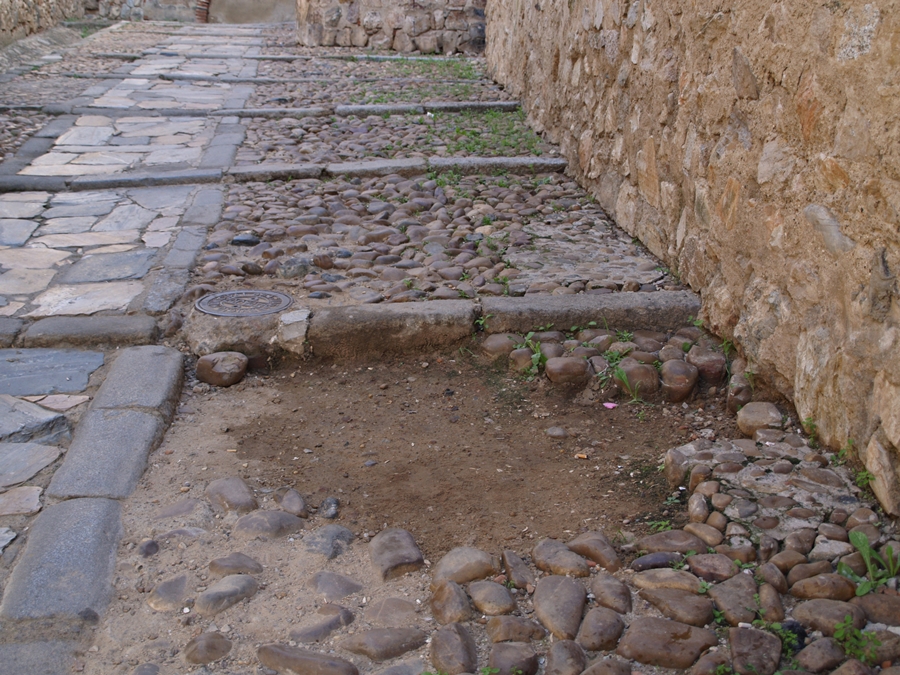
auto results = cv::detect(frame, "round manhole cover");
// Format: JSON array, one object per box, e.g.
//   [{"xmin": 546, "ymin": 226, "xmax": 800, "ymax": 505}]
[{"xmin": 195, "ymin": 290, "xmax": 293, "ymax": 317}]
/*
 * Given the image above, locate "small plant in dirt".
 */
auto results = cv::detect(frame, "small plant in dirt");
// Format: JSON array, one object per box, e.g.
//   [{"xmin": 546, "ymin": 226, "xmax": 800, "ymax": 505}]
[
  {"xmin": 614, "ymin": 365, "xmax": 646, "ymax": 404},
  {"xmin": 854, "ymin": 468, "xmax": 876, "ymax": 489},
  {"xmin": 616, "ymin": 329, "xmax": 634, "ymax": 342},
  {"xmin": 833, "ymin": 615, "xmax": 881, "ymax": 665},
  {"xmin": 474, "ymin": 314, "xmax": 493, "ymax": 331},
  {"xmin": 837, "ymin": 531, "xmax": 899, "ymax": 595},
  {"xmin": 720, "ymin": 338, "xmax": 735, "ymax": 358},
  {"xmin": 480, "ymin": 668, "xmax": 500, "ymax": 675},
  {"xmin": 513, "ymin": 332, "xmax": 547, "ymax": 379},
  {"xmin": 714, "ymin": 664, "xmax": 734, "ymax": 675},
  {"xmin": 802, "ymin": 417, "xmax": 819, "ymax": 448},
  {"xmin": 698, "ymin": 580, "xmax": 712, "ymax": 594},
  {"xmin": 647, "ymin": 520, "xmax": 672, "ymax": 533},
  {"xmin": 834, "ymin": 438, "xmax": 855, "ymax": 466}
]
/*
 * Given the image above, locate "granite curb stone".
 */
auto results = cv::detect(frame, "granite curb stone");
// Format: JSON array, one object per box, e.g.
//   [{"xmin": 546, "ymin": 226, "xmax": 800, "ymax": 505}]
[
  {"xmin": 0, "ymin": 498, "xmax": 122, "ymax": 627},
  {"xmin": 90, "ymin": 345, "xmax": 184, "ymax": 419},
  {"xmin": 46, "ymin": 408, "xmax": 167, "ymax": 499},
  {"xmin": 21, "ymin": 316, "xmax": 158, "ymax": 348}
]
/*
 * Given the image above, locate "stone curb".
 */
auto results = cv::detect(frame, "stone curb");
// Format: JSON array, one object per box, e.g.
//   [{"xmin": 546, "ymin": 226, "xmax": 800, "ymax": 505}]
[
  {"xmin": 45, "ymin": 345, "xmax": 183, "ymax": 500},
  {"xmin": 228, "ymin": 156, "xmax": 567, "ymax": 183},
  {"xmin": 227, "ymin": 163, "xmax": 324, "ymax": 182},
  {"xmin": 160, "ymin": 73, "xmax": 482, "ymax": 85},
  {"xmin": 307, "ymin": 300, "xmax": 477, "ymax": 359},
  {"xmin": 0, "ymin": 169, "xmax": 223, "ymax": 194},
  {"xmin": 211, "ymin": 107, "xmax": 331, "ymax": 118},
  {"xmin": 480, "ymin": 291, "xmax": 702, "ymax": 334},
  {"xmin": 0, "ymin": 498, "xmax": 122, "ymax": 635},
  {"xmin": 20, "ymin": 316, "xmax": 158, "ymax": 349},
  {"xmin": 334, "ymin": 103, "xmax": 425, "ymax": 116}
]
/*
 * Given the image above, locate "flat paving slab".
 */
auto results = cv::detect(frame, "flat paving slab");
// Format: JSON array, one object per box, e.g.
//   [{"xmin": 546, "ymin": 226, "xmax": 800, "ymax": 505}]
[
  {"xmin": 47, "ymin": 408, "xmax": 166, "ymax": 499},
  {"xmin": 58, "ymin": 248, "xmax": 157, "ymax": 283},
  {"xmin": 0, "ymin": 498, "xmax": 121, "ymax": 626},
  {"xmin": 0, "ymin": 348, "xmax": 104, "ymax": 396},
  {"xmin": 0, "ymin": 442, "xmax": 61, "ymax": 489},
  {"xmin": 0, "ymin": 395, "xmax": 68, "ymax": 445}
]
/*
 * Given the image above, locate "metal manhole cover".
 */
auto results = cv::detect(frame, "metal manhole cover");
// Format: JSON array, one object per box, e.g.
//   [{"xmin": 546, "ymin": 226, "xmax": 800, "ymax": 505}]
[{"xmin": 195, "ymin": 290, "xmax": 293, "ymax": 317}]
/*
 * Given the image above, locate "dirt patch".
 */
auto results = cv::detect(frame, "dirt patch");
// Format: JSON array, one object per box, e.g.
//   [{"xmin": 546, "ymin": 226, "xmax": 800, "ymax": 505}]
[{"xmin": 182, "ymin": 349, "xmax": 737, "ymax": 560}]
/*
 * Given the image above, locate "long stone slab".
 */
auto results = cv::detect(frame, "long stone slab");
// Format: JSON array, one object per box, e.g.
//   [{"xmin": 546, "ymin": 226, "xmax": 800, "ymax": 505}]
[
  {"xmin": 228, "ymin": 163, "xmax": 323, "ymax": 182},
  {"xmin": 326, "ymin": 158, "xmax": 427, "ymax": 178},
  {"xmin": 0, "ymin": 498, "xmax": 121, "ymax": 629},
  {"xmin": 211, "ymin": 107, "xmax": 330, "ymax": 118},
  {"xmin": 46, "ymin": 409, "xmax": 166, "ymax": 499},
  {"xmin": 307, "ymin": 300, "xmax": 476, "ymax": 359},
  {"xmin": 0, "ymin": 442, "xmax": 61, "ymax": 489},
  {"xmin": 480, "ymin": 291, "xmax": 702, "ymax": 334},
  {"xmin": 0, "ymin": 349, "xmax": 104, "ymax": 396},
  {"xmin": 427, "ymin": 156, "xmax": 568, "ymax": 174},
  {"xmin": 90, "ymin": 345, "xmax": 183, "ymax": 420},
  {"xmin": 21, "ymin": 316, "xmax": 159, "ymax": 348}
]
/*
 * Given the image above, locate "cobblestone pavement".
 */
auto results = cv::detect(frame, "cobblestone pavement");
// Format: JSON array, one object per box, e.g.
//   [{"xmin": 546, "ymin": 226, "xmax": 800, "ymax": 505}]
[{"xmin": 12, "ymin": 20, "xmax": 892, "ymax": 675}]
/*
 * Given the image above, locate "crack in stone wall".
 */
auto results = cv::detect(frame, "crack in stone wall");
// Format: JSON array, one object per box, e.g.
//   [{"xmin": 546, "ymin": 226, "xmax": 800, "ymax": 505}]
[
  {"xmin": 484, "ymin": 0, "xmax": 900, "ymax": 514},
  {"xmin": 296, "ymin": 0, "xmax": 486, "ymax": 54}
]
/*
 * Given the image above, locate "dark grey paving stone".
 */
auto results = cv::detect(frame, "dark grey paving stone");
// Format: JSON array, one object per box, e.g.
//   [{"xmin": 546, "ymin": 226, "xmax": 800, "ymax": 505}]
[
  {"xmin": 0, "ymin": 349, "xmax": 104, "ymax": 396},
  {"xmin": 0, "ymin": 219, "xmax": 38, "ymax": 246},
  {"xmin": 0, "ymin": 395, "xmax": 69, "ymax": 445},
  {"xmin": 181, "ymin": 186, "xmax": 223, "ymax": 227},
  {"xmin": 40, "ymin": 201, "xmax": 117, "ymax": 219},
  {"xmin": 199, "ymin": 143, "xmax": 238, "ymax": 169},
  {"xmin": 91, "ymin": 345, "xmax": 183, "ymax": 419},
  {"xmin": 0, "ymin": 640, "xmax": 78, "ymax": 675},
  {"xmin": 0, "ymin": 498, "xmax": 121, "ymax": 626},
  {"xmin": 326, "ymin": 158, "xmax": 426, "ymax": 178},
  {"xmin": 0, "ymin": 318, "xmax": 22, "ymax": 348},
  {"xmin": 22, "ymin": 315, "xmax": 158, "ymax": 349},
  {"xmin": 163, "ymin": 227, "xmax": 207, "ymax": 269},
  {"xmin": 47, "ymin": 409, "xmax": 166, "ymax": 499},
  {"xmin": 227, "ymin": 163, "xmax": 323, "ymax": 183},
  {"xmin": 0, "ymin": 442, "xmax": 61, "ymax": 488},
  {"xmin": 59, "ymin": 249, "xmax": 157, "ymax": 284}
]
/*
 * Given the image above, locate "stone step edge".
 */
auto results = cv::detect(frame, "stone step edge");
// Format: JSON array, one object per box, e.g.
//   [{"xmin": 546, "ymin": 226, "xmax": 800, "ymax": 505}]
[
  {"xmin": 159, "ymin": 73, "xmax": 484, "ymax": 85},
  {"xmin": 32, "ymin": 101, "xmax": 518, "ymax": 118},
  {"xmin": 140, "ymin": 52, "xmax": 485, "ymax": 63},
  {"xmin": 0, "ymin": 168, "xmax": 222, "ymax": 194},
  {"xmin": 0, "ymin": 155, "xmax": 563, "ymax": 194},
  {"xmin": 187, "ymin": 291, "xmax": 700, "ymax": 360},
  {"xmin": 226, "ymin": 156, "xmax": 567, "ymax": 183},
  {"xmin": 211, "ymin": 101, "xmax": 520, "ymax": 118}
]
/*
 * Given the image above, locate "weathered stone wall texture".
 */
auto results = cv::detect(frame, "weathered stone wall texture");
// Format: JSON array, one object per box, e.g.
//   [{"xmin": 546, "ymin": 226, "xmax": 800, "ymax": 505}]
[
  {"xmin": 1, "ymin": 0, "xmax": 84, "ymax": 46},
  {"xmin": 487, "ymin": 1, "xmax": 900, "ymax": 511},
  {"xmin": 296, "ymin": 0, "xmax": 486, "ymax": 54},
  {"xmin": 97, "ymin": 0, "xmax": 195, "ymax": 21}
]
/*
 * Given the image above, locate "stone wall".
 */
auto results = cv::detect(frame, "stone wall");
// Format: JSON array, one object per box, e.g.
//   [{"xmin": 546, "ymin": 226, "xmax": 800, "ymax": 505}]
[
  {"xmin": 1, "ymin": 0, "xmax": 84, "ymax": 47},
  {"xmin": 97, "ymin": 0, "xmax": 195, "ymax": 21},
  {"xmin": 487, "ymin": 1, "xmax": 900, "ymax": 512},
  {"xmin": 296, "ymin": 0, "xmax": 485, "ymax": 54}
]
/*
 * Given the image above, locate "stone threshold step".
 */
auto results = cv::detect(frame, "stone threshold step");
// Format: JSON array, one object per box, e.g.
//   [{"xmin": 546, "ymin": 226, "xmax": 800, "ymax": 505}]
[
  {"xmin": 211, "ymin": 101, "xmax": 520, "ymax": 119},
  {"xmin": 0, "ymin": 168, "xmax": 221, "ymax": 194},
  {"xmin": 226, "ymin": 156, "xmax": 567, "ymax": 183},
  {"xmin": 10, "ymin": 315, "xmax": 159, "ymax": 350},
  {"xmin": 187, "ymin": 292, "xmax": 701, "ymax": 360}
]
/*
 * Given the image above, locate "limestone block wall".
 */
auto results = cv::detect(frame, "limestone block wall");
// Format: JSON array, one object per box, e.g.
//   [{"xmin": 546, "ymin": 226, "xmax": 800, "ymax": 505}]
[
  {"xmin": 97, "ymin": 0, "xmax": 195, "ymax": 21},
  {"xmin": 296, "ymin": 0, "xmax": 486, "ymax": 54},
  {"xmin": 487, "ymin": 1, "xmax": 900, "ymax": 512},
  {"xmin": 1, "ymin": 0, "xmax": 84, "ymax": 46}
]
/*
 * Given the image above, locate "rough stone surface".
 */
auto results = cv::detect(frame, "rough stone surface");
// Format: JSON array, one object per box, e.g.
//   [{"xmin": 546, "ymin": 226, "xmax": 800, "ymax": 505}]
[
  {"xmin": 431, "ymin": 623, "xmax": 478, "ymax": 675},
  {"xmin": 90, "ymin": 345, "xmax": 183, "ymax": 421},
  {"xmin": 196, "ymin": 352, "xmax": 249, "ymax": 388},
  {"xmin": 22, "ymin": 316, "xmax": 158, "ymax": 348},
  {"xmin": 616, "ymin": 617, "xmax": 717, "ymax": 669},
  {"xmin": 0, "ymin": 349, "xmax": 104, "ymax": 396},
  {"xmin": 195, "ymin": 575, "xmax": 259, "ymax": 617},
  {"xmin": 233, "ymin": 510, "xmax": 304, "ymax": 539},
  {"xmin": 258, "ymin": 644, "xmax": 359, "ymax": 675},
  {"xmin": 206, "ymin": 477, "xmax": 258, "ymax": 514},
  {"xmin": 370, "ymin": 528, "xmax": 425, "ymax": 581},
  {"xmin": 533, "ymin": 575, "xmax": 586, "ymax": 640},
  {"xmin": 431, "ymin": 546, "xmax": 496, "ymax": 587},
  {"xmin": 184, "ymin": 632, "xmax": 232, "ymax": 665}
]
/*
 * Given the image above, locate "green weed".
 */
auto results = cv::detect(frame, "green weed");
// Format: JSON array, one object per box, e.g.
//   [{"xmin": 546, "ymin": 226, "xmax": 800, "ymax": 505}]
[{"xmin": 833, "ymin": 615, "xmax": 880, "ymax": 665}]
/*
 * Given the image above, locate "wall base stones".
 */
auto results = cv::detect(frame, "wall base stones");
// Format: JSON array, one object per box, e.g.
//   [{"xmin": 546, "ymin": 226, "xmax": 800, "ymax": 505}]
[
  {"xmin": 486, "ymin": 1, "xmax": 900, "ymax": 514},
  {"xmin": 296, "ymin": 0, "xmax": 485, "ymax": 54},
  {"xmin": 1, "ymin": 0, "xmax": 84, "ymax": 47},
  {"xmin": 97, "ymin": 0, "xmax": 195, "ymax": 22}
]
